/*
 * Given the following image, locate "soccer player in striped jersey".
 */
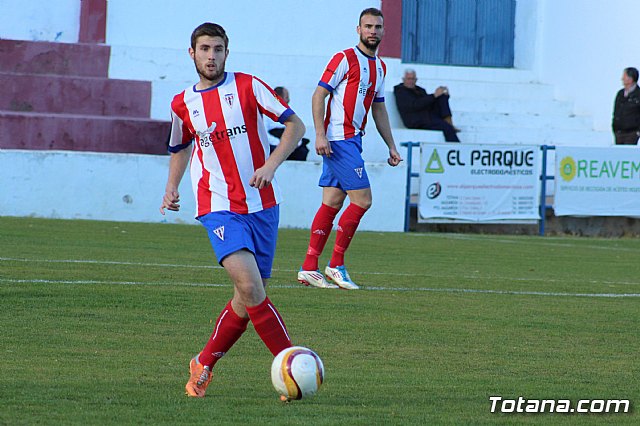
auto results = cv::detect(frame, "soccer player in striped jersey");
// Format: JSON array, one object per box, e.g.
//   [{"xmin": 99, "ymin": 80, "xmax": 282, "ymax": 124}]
[
  {"xmin": 298, "ymin": 8, "xmax": 402, "ymax": 290},
  {"xmin": 160, "ymin": 22, "xmax": 305, "ymax": 398}
]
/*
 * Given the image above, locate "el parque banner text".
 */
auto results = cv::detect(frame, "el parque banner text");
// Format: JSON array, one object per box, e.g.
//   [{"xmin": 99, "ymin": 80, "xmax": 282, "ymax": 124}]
[{"xmin": 418, "ymin": 143, "xmax": 540, "ymax": 222}]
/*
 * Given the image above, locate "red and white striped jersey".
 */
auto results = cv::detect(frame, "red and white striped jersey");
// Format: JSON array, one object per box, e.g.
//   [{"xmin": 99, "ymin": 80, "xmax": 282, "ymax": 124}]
[
  {"xmin": 168, "ymin": 72, "xmax": 294, "ymax": 217},
  {"xmin": 318, "ymin": 46, "xmax": 387, "ymax": 141}
]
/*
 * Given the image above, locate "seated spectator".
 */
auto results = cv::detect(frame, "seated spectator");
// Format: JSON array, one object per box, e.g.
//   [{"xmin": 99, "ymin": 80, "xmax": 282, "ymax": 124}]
[
  {"xmin": 266, "ymin": 86, "xmax": 310, "ymax": 160},
  {"xmin": 393, "ymin": 69, "xmax": 460, "ymax": 142}
]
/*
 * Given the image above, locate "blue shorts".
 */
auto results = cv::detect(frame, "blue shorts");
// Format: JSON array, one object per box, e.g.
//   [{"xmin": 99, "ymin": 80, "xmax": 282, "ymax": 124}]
[
  {"xmin": 319, "ymin": 134, "xmax": 370, "ymax": 191},
  {"xmin": 198, "ymin": 205, "xmax": 279, "ymax": 279}
]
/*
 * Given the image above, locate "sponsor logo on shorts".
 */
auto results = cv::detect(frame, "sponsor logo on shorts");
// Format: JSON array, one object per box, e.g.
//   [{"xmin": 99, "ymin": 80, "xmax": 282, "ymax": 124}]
[
  {"xmin": 213, "ymin": 226, "xmax": 225, "ymax": 241},
  {"xmin": 354, "ymin": 167, "xmax": 363, "ymax": 178}
]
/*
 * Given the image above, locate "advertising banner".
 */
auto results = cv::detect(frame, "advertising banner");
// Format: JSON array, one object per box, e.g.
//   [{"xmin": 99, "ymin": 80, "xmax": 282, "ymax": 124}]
[
  {"xmin": 554, "ymin": 146, "xmax": 640, "ymax": 216},
  {"xmin": 418, "ymin": 144, "xmax": 540, "ymax": 222}
]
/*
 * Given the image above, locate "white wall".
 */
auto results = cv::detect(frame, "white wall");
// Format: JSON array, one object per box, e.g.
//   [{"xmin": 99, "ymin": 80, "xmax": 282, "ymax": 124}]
[
  {"xmin": 0, "ymin": 0, "xmax": 80, "ymax": 42},
  {"xmin": 0, "ymin": 150, "xmax": 407, "ymax": 232},
  {"xmin": 537, "ymin": 0, "xmax": 640, "ymax": 131},
  {"xmin": 4, "ymin": 0, "xmax": 640, "ymax": 133},
  {"xmin": 105, "ymin": 0, "xmax": 380, "ymax": 129},
  {"xmin": 105, "ymin": 0, "xmax": 376, "ymax": 55},
  {"xmin": 513, "ymin": 0, "xmax": 541, "ymax": 72}
]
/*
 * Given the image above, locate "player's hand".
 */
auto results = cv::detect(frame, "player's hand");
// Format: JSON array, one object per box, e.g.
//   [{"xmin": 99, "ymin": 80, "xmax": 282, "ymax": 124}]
[
  {"xmin": 160, "ymin": 190, "xmax": 180, "ymax": 215},
  {"xmin": 434, "ymin": 86, "xmax": 447, "ymax": 97},
  {"xmin": 315, "ymin": 135, "xmax": 333, "ymax": 157},
  {"xmin": 387, "ymin": 148, "xmax": 403, "ymax": 167},
  {"xmin": 250, "ymin": 165, "xmax": 276, "ymax": 189}
]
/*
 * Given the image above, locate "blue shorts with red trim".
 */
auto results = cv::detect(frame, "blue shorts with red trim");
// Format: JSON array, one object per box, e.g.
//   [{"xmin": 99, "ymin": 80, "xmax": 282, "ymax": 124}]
[
  {"xmin": 319, "ymin": 133, "xmax": 370, "ymax": 191},
  {"xmin": 198, "ymin": 205, "xmax": 279, "ymax": 279}
]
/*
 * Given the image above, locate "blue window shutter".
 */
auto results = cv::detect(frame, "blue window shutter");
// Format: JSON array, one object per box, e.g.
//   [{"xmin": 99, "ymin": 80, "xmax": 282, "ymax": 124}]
[{"xmin": 401, "ymin": 0, "xmax": 515, "ymax": 68}]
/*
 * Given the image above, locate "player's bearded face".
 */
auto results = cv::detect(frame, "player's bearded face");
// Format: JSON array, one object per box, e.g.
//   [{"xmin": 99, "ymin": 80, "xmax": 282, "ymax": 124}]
[
  {"xmin": 360, "ymin": 32, "xmax": 381, "ymax": 50},
  {"xmin": 358, "ymin": 15, "xmax": 384, "ymax": 51},
  {"xmin": 192, "ymin": 36, "xmax": 228, "ymax": 83}
]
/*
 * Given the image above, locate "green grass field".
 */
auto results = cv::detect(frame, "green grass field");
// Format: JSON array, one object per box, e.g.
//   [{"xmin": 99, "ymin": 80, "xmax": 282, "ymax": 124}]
[{"xmin": 1, "ymin": 216, "xmax": 638, "ymax": 425}]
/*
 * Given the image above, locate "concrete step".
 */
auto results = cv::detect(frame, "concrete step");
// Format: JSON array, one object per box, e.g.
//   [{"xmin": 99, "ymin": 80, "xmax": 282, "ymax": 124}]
[
  {"xmin": 0, "ymin": 111, "xmax": 170, "ymax": 154},
  {"xmin": 384, "ymin": 90, "xmax": 584, "ymax": 130},
  {"xmin": 0, "ymin": 39, "xmax": 110, "ymax": 77},
  {"xmin": 150, "ymin": 79, "xmax": 192, "ymax": 121},
  {"xmin": 455, "ymin": 111, "xmax": 593, "ymax": 131},
  {"xmin": 0, "ymin": 72, "xmax": 152, "ymax": 118},
  {"xmin": 460, "ymin": 127, "xmax": 612, "ymax": 146},
  {"xmin": 390, "ymin": 80, "xmax": 556, "ymax": 101},
  {"xmin": 383, "ymin": 58, "xmax": 540, "ymax": 84},
  {"xmin": 450, "ymin": 98, "xmax": 574, "ymax": 116}
]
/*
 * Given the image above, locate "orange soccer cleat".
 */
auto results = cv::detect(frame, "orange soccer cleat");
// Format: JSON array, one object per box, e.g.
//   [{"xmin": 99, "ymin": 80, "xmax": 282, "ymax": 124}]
[{"xmin": 185, "ymin": 355, "xmax": 212, "ymax": 398}]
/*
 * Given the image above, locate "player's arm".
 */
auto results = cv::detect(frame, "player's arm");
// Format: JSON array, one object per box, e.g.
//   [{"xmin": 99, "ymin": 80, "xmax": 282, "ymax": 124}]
[
  {"xmin": 371, "ymin": 101, "xmax": 402, "ymax": 167},
  {"xmin": 312, "ymin": 86, "xmax": 332, "ymax": 157},
  {"xmin": 250, "ymin": 114, "xmax": 305, "ymax": 189},
  {"xmin": 160, "ymin": 146, "xmax": 191, "ymax": 214}
]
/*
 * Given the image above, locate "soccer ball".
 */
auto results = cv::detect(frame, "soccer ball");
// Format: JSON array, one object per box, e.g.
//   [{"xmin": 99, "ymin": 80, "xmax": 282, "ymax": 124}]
[{"xmin": 271, "ymin": 346, "xmax": 324, "ymax": 400}]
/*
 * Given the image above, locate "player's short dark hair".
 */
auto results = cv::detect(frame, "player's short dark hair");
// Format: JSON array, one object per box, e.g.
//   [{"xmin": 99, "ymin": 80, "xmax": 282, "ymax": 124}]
[
  {"xmin": 274, "ymin": 86, "xmax": 286, "ymax": 97},
  {"xmin": 359, "ymin": 7, "xmax": 383, "ymax": 25},
  {"xmin": 625, "ymin": 67, "xmax": 639, "ymax": 83},
  {"xmin": 191, "ymin": 22, "xmax": 229, "ymax": 50}
]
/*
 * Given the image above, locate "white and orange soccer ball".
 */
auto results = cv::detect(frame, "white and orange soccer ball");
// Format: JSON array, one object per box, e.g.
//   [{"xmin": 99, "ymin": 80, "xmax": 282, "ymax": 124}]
[{"xmin": 271, "ymin": 346, "xmax": 324, "ymax": 401}]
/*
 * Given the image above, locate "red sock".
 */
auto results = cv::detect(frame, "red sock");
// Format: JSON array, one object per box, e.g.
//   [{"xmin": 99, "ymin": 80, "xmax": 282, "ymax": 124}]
[
  {"xmin": 330, "ymin": 203, "xmax": 367, "ymax": 268},
  {"xmin": 199, "ymin": 300, "xmax": 249, "ymax": 368},
  {"xmin": 302, "ymin": 203, "xmax": 340, "ymax": 271},
  {"xmin": 246, "ymin": 296, "xmax": 292, "ymax": 356}
]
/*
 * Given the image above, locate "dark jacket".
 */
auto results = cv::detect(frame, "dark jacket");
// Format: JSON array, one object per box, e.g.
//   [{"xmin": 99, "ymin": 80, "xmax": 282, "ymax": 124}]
[
  {"xmin": 612, "ymin": 86, "xmax": 640, "ymax": 132},
  {"xmin": 393, "ymin": 83, "xmax": 439, "ymax": 128}
]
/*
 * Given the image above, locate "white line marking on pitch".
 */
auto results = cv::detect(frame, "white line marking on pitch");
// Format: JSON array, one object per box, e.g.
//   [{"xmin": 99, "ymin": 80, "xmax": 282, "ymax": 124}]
[
  {"xmin": 2, "ymin": 257, "xmax": 639, "ymax": 287},
  {"xmin": 0, "ymin": 256, "xmax": 223, "ymax": 270},
  {"xmin": 1, "ymin": 278, "xmax": 639, "ymax": 298},
  {"xmin": 422, "ymin": 233, "xmax": 640, "ymax": 253}
]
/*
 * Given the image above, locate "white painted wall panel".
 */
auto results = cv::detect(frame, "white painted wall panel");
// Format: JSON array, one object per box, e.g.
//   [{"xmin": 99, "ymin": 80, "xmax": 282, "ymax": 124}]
[{"xmin": 0, "ymin": 150, "xmax": 406, "ymax": 232}]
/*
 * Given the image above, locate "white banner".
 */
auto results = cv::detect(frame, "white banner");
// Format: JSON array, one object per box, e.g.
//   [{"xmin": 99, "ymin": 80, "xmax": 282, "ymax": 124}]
[
  {"xmin": 418, "ymin": 144, "xmax": 541, "ymax": 222},
  {"xmin": 554, "ymin": 146, "xmax": 640, "ymax": 216}
]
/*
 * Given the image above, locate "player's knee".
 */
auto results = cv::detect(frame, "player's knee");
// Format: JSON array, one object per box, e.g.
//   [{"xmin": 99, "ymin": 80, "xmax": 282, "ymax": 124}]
[
  {"xmin": 351, "ymin": 195, "xmax": 372, "ymax": 210},
  {"xmin": 235, "ymin": 281, "xmax": 266, "ymax": 306},
  {"xmin": 356, "ymin": 199, "xmax": 372, "ymax": 210},
  {"xmin": 324, "ymin": 199, "xmax": 344, "ymax": 210}
]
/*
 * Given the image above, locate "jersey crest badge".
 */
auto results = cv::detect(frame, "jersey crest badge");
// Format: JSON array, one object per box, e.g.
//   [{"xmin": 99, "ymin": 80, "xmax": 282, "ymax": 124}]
[
  {"xmin": 213, "ymin": 226, "xmax": 225, "ymax": 241},
  {"xmin": 224, "ymin": 93, "xmax": 234, "ymax": 108}
]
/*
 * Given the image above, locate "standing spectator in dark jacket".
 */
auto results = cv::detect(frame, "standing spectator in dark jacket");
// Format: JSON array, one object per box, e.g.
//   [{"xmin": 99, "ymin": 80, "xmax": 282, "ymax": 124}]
[
  {"xmin": 393, "ymin": 69, "xmax": 460, "ymax": 142},
  {"xmin": 612, "ymin": 67, "xmax": 640, "ymax": 145}
]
